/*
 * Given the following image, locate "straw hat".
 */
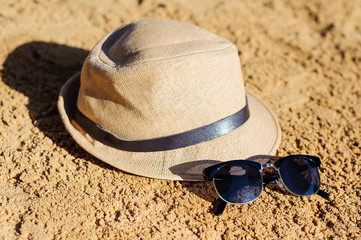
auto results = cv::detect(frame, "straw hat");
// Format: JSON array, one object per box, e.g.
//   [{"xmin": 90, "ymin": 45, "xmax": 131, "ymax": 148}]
[{"xmin": 58, "ymin": 19, "xmax": 281, "ymax": 180}]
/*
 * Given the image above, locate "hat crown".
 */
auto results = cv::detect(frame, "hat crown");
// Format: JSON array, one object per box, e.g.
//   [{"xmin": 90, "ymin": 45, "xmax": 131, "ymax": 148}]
[
  {"xmin": 77, "ymin": 19, "xmax": 246, "ymax": 140},
  {"xmin": 103, "ymin": 19, "xmax": 231, "ymax": 66}
]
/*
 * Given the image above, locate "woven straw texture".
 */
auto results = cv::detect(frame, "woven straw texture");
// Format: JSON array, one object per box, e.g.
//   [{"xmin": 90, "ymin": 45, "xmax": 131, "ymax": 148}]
[{"xmin": 58, "ymin": 19, "xmax": 281, "ymax": 180}]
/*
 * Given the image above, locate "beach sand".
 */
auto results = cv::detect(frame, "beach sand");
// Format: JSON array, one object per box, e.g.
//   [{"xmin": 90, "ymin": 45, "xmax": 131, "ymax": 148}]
[{"xmin": 0, "ymin": 0, "xmax": 360, "ymax": 239}]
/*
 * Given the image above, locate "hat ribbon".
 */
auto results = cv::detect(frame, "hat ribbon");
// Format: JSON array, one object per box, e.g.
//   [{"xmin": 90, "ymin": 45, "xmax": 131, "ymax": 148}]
[{"xmin": 73, "ymin": 99, "xmax": 250, "ymax": 152}]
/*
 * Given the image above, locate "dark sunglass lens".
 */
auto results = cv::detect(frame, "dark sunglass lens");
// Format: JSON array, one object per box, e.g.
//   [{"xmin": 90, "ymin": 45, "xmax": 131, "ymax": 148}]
[
  {"xmin": 213, "ymin": 163, "xmax": 263, "ymax": 204},
  {"xmin": 279, "ymin": 157, "xmax": 321, "ymax": 196}
]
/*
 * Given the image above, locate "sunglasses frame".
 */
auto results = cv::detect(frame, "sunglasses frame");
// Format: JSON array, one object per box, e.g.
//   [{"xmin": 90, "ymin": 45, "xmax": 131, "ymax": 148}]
[
  {"xmin": 203, "ymin": 155, "xmax": 328, "ymax": 215},
  {"xmin": 205, "ymin": 160, "xmax": 264, "ymax": 205}
]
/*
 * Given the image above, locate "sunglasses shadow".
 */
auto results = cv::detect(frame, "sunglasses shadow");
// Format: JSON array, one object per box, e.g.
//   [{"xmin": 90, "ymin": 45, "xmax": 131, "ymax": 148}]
[
  {"xmin": 170, "ymin": 155, "xmax": 278, "ymax": 210},
  {"xmin": 2, "ymin": 41, "xmax": 119, "ymax": 171}
]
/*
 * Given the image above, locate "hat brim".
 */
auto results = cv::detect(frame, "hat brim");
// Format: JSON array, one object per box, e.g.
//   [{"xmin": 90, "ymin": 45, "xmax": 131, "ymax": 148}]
[{"xmin": 58, "ymin": 72, "xmax": 281, "ymax": 180}]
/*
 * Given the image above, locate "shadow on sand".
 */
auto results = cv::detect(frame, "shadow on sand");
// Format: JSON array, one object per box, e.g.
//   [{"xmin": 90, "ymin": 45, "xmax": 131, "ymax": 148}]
[{"xmin": 1, "ymin": 41, "xmax": 116, "ymax": 171}]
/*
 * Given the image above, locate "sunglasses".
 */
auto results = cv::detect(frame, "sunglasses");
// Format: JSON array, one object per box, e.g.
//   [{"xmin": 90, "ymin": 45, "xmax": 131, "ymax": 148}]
[{"xmin": 203, "ymin": 155, "xmax": 329, "ymax": 215}]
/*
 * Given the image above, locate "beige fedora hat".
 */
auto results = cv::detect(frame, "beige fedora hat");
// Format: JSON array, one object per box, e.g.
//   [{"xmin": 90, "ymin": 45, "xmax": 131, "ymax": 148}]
[{"xmin": 58, "ymin": 19, "xmax": 281, "ymax": 180}]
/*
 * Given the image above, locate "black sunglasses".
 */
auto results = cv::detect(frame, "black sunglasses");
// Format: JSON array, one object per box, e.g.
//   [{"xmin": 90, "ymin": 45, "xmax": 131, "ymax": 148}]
[{"xmin": 203, "ymin": 155, "xmax": 329, "ymax": 215}]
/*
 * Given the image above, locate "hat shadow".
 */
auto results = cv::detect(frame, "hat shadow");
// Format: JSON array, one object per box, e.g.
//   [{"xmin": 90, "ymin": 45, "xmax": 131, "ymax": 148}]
[{"xmin": 1, "ymin": 41, "xmax": 117, "ymax": 170}]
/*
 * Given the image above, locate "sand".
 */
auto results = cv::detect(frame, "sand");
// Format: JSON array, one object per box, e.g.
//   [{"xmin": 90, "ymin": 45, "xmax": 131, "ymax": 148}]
[{"xmin": 0, "ymin": 0, "xmax": 360, "ymax": 239}]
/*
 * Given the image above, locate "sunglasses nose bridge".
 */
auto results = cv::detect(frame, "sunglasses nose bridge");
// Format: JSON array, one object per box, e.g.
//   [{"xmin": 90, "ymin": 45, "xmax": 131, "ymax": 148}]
[{"xmin": 264, "ymin": 163, "xmax": 277, "ymax": 169}]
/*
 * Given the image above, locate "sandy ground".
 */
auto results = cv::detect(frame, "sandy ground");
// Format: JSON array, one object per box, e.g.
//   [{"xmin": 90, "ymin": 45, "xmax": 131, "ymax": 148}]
[{"xmin": 0, "ymin": 0, "xmax": 360, "ymax": 239}]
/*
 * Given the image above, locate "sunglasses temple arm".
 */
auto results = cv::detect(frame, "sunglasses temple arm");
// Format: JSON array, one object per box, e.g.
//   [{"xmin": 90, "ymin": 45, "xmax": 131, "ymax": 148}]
[
  {"xmin": 317, "ymin": 189, "xmax": 329, "ymax": 200},
  {"xmin": 214, "ymin": 198, "xmax": 227, "ymax": 216},
  {"xmin": 263, "ymin": 174, "xmax": 279, "ymax": 185}
]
